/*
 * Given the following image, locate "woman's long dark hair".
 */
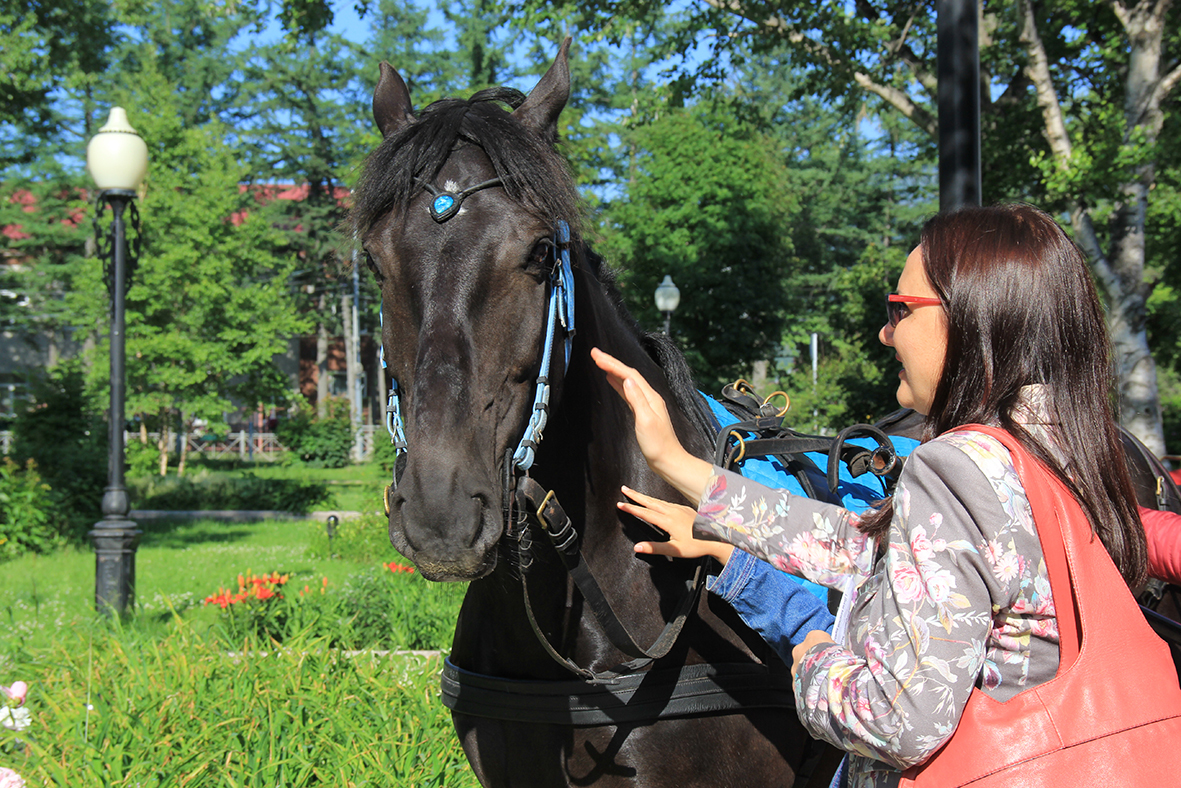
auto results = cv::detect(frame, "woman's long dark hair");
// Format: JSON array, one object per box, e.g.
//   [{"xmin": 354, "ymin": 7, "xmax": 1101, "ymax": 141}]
[{"xmin": 861, "ymin": 203, "xmax": 1146, "ymax": 588}]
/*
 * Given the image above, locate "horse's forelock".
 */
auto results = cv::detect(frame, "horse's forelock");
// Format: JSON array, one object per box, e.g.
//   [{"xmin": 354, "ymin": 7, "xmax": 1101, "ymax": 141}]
[{"xmin": 352, "ymin": 88, "xmax": 580, "ymax": 239}]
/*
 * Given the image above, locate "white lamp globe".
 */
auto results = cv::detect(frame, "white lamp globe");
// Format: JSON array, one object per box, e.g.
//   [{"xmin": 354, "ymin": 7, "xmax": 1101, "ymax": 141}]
[
  {"xmin": 654, "ymin": 275, "xmax": 681, "ymax": 313},
  {"xmin": 86, "ymin": 108, "xmax": 149, "ymax": 191}
]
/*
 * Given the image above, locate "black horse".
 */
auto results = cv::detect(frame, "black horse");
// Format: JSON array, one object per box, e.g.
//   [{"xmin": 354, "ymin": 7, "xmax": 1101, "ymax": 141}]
[{"xmin": 353, "ymin": 41, "xmax": 839, "ymax": 788}]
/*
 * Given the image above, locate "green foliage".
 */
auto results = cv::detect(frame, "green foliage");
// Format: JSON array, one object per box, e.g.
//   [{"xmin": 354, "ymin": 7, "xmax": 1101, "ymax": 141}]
[
  {"xmin": 124, "ymin": 439, "xmax": 162, "ymax": 478},
  {"xmin": 602, "ymin": 105, "xmax": 797, "ymax": 389},
  {"xmin": 7, "ymin": 364, "xmax": 106, "ymax": 541},
  {"xmin": 127, "ymin": 472, "xmax": 331, "ymax": 513},
  {"xmin": 201, "ymin": 563, "xmax": 465, "ymax": 651},
  {"xmin": 0, "ymin": 458, "xmax": 58, "ymax": 560},
  {"xmin": 372, "ymin": 432, "xmax": 402, "ymax": 474},
  {"xmin": 67, "ymin": 56, "xmax": 312, "ymax": 457},
  {"xmin": 276, "ymin": 398, "xmax": 354, "ymax": 468},
  {"xmin": 4, "ymin": 625, "xmax": 479, "ymax": 787},
  {"xmin": 305, "ymin": 511, "xmax": 398, "ymax": 562}
]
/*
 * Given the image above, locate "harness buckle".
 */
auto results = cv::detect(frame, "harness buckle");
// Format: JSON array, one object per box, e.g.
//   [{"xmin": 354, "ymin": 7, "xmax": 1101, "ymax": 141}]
[{"xmin": 536, "ymin": 488, "xmax": 577, "ymax": 552}]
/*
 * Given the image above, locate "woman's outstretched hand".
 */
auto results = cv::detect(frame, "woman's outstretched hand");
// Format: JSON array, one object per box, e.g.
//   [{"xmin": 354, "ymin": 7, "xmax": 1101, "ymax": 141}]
[
  {"xmin": 618, "ymin": 486, "xmax": 734, "ymax": 565},
  {"xmin": 591, "ymin": 347, "xmax": 712, "ymax": 504}
]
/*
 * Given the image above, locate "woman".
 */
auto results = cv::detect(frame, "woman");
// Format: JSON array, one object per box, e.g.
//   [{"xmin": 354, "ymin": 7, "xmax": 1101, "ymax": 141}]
[{"xmin": 593, "ymin": 203, "xmax": 1148, "ymax": 787}]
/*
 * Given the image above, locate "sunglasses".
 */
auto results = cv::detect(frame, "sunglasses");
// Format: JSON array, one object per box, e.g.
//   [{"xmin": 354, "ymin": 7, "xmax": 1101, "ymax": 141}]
[{"xmin": 886, "ymin": 294, "xmax": 942, "ymax": 328}]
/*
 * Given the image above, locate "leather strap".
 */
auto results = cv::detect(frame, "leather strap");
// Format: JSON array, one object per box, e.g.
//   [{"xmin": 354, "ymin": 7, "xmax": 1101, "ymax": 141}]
[
  {"xmin": 515, "ymin": 476, "xmax": 706, "ymax": 679},
  {"xmin": 441, "ymin": 656, "xmax": 794, "ymax": 726}
]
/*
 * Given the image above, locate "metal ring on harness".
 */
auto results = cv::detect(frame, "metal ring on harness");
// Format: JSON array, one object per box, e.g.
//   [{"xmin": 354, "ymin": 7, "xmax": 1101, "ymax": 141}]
[
  {"xmin": 762, "ymin": 391, "xmax": 790, "ymax": 417},
  {"xmin": 726, "ymin": 430, "xmax": 747, "ymax": 464}
]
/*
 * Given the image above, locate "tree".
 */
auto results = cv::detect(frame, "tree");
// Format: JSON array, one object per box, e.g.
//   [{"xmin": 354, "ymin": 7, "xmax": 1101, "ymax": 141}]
[
  {"xmin": 518, "ymin": 0, "xmax": 1181, "ymax": 454},
  {"xmin": 0, "ymin": 0, "xmax": 117, "ymax": 168},
  {"xmin": 72, "ymin": 58, "xmax": 311, "ymax": 475},
  {"xmin": 600, "ymin": 104, "xmax": 798, "ymax": 389}
]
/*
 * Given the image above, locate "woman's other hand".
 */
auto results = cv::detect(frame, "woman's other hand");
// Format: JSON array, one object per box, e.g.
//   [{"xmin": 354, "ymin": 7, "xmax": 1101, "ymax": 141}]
[
  {"xmin": 618, "ymin": 486, "xmax": 734, "ymax": 565},
  {"xmin": 591, "ymin": 347, "xmax": 712, "ymax": 503},
  {"xmin": 791, "ymin": 629, "xmax": 836, "ymax": 679}
]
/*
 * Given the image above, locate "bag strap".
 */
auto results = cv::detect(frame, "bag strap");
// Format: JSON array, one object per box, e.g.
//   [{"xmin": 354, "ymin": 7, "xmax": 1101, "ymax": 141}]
[{"xmin": 952, "ymin": 425, "xmax": 1082, "ymax": 667}]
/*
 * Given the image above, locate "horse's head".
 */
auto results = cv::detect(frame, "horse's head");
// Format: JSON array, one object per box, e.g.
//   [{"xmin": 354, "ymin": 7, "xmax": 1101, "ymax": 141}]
[{"xmin": 354, "ymin": 41, "xmax": 578, "ymax": 581}]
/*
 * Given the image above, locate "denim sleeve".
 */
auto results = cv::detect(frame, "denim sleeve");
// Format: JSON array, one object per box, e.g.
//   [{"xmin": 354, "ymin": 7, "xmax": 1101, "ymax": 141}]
[{"xmin": 707, "ymin": 548, "xmax": 835, "ymax": 667}]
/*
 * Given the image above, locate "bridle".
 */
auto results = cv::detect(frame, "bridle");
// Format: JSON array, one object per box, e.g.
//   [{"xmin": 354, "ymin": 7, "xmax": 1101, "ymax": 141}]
[
  {"xmin": 379, "ymin": 176, "xmax": 703, "ymax": 677},
  {"xmin": 380, "ymin": 176, "xmax": 576, "ymax": 491}
]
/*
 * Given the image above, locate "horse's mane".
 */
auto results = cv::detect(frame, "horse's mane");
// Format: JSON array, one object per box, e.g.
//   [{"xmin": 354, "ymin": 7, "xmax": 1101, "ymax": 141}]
[
  {"xmin": 352, "ymin": 87, "xmax": 581, "ymax": 239},
  {"xmin": 584, "ymin": 248, "xmax": 717, "ymax": 449}
]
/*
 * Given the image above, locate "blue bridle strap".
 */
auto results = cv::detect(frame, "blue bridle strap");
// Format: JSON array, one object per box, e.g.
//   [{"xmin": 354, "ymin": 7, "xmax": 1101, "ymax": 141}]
[{"xmin": 382, "ymin": 219, "xmax": 575, "ymax": 477}]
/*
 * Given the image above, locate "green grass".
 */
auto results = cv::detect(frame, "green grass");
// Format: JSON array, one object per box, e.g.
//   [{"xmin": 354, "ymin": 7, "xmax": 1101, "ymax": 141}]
[
  {"xmin": 0, "ymin": 511, "xmax": 480, "ymax": 786},
  {"xmin": 2, "ymin": 627, "xmax": 479, "ymax": 787},
  {"xmin": 0, "ymin": 515, "xmax": 464, "ymax": 655}
]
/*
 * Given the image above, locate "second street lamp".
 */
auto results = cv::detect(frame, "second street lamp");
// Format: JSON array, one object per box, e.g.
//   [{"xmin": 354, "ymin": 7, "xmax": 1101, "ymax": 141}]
[
  {"xmin": 87, "ymin": 107, "xmax": 148, "ymax": 615},
  {"xmin": 654, "ymin": 275, "xmax": 680, "ymax": 336}
]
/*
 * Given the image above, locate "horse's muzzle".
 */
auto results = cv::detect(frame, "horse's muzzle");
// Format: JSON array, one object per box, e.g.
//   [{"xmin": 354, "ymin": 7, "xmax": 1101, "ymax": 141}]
[{"xmin": 388, "ymin": 481, "xmax": 502, "ymax": 581}]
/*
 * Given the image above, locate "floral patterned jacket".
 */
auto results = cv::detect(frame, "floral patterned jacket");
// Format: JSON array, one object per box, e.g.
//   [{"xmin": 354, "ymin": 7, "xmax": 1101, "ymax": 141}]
[{"xmin": 694, "ymin": 429, "xmax": 1060, "ymax": 788}]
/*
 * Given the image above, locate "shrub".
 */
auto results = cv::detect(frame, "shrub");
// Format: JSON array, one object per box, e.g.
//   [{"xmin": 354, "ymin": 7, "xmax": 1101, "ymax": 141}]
[
  {"xmin": 124, "ymin": 438, "xmax": 163, "ymax": 478},
  {"xmin": 0, "ymin": 458, "xmax": 59, "ymax": 560},
  {"xmin": 276, "ymin": 397, "xmax": 354, "ymax": 468},
  {"xmin": 372, "ymin": 432, "xmax": 403, "ymax": 474},
  {"xmin": 7, "ymin": 364, "xmax": 106, "ymax": 542},
  {"xmin": 128, "ymin": 471, "xmax": 330, "ymax": 513}
]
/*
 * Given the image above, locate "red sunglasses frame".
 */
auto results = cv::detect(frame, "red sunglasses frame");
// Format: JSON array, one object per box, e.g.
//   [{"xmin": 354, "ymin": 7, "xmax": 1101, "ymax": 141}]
[{"xmin": 886, "ymin": 293, "xmax": 942, "ymax": 327}]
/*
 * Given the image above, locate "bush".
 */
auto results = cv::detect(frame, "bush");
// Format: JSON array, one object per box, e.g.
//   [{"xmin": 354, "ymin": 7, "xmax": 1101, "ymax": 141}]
[
  {"xmin": 7, "ymin": 365, "xmax": 106, "ymax": 542},
  {"xmin": 124, "ymin": 438, "xmax": 164, "ymax": 478},
  {"xmin": 128, "ymin": 472, "xmax": 331, "ymax": 513},
  {"xmin": 372, "ymin": 432, "xmax": 402, "ymax": 474},
  {"xmin": 276, "ymin": 397, "xmax": 354, "ymax": 468},
  {"xmin": 0, "ymin": 458, "xmax": 59, "ymax": 560}
]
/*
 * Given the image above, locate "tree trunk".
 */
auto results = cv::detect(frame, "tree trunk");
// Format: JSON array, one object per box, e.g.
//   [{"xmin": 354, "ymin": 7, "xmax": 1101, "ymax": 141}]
[
  {"xmin": 376, "ymin": 339, "xmax": 388, "ymax": 441},
  {"xmin": 316, "ymin": 294, "xmax": 330, "ymax": 418},
  {"xmin": 1017, "ymin": 0, "xmax": 1172, "ymax": 455},
  {"xmin": 157, "ymin": 420, "xmax": 170, "ymax": 476},
  {"xmin": 177, "ymin": 412, "xmax": 188, "ymax": 477},
  {"xmin": 343, "ymin": 284, "xmax": 361, "ymax": 461}
]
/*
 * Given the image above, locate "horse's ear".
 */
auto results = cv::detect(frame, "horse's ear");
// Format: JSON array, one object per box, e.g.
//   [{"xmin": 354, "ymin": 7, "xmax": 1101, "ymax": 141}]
[
  {"xmin": 512, "ymin": 37, "xmax": 571, "ymax": 142},
  {"xmin": 373, "ymin": 61, "xmax": 416, "ymax": 137}
]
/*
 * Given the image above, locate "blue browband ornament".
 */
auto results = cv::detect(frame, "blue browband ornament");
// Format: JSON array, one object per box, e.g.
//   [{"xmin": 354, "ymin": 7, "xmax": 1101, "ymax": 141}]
[{"xmin": 423, "ymin": 178, "xmax": 503, "ymax": 222}]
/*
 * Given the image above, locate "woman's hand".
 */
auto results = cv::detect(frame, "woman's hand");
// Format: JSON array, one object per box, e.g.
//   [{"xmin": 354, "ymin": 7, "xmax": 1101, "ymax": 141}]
[
  {"xmin": 591, "ymin": 347, "xmax": 712, "ymax": 503},
  {"xmin": 791, "ymin": 629, "xmax": 836, "ymax": 680},
  {"xmin": 618, "ymin": 486, "xmax": 735, "ymax": 564}
]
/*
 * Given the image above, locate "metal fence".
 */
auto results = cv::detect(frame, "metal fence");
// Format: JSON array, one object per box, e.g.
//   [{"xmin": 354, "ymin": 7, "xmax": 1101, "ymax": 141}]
[{"xmin": 1, "ymin": 426, "xmax": 384, "ymax": 460}]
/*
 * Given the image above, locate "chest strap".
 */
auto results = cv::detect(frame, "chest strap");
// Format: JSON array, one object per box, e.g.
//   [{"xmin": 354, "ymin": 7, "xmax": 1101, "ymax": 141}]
[{"xmin": 515, "ymin": 476, "xmax": 705, "ymax": 681}]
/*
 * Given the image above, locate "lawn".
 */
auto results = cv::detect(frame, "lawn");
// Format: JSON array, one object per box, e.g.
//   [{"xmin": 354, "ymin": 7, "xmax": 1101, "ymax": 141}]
[{"xmin": 0, "ymin": 485, "xmax": 480, "ymax": 787}]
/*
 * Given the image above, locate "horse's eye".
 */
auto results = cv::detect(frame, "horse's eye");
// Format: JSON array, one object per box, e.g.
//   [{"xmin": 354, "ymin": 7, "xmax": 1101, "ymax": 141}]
[{"xmin": 527, "ymin": 239, "xmax": 555, "ymax": 270}]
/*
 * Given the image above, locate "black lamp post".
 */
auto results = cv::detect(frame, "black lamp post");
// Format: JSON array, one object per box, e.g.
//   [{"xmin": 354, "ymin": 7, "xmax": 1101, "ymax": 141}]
[
  {"xmin": 654, "ymin": 275, "xmax": 680, "ymax": 335},
  {"xmin": 87, "ymin": 108, "xmax": 148, "ymax": 615}
]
